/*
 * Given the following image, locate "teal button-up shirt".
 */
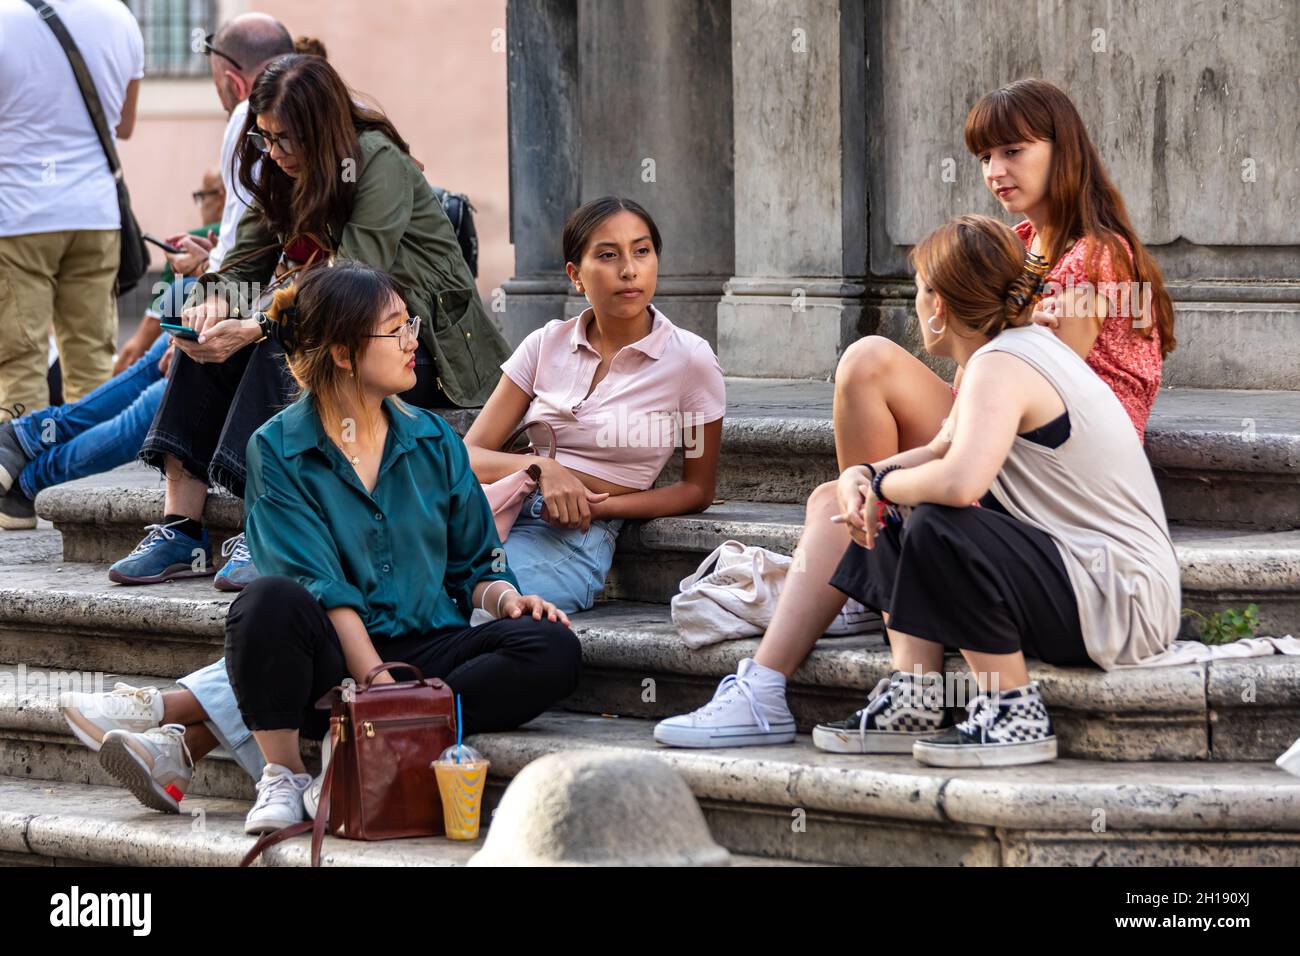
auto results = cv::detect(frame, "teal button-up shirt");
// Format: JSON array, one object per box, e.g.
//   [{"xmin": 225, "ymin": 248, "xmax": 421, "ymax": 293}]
[{"xmin": 243, "ymin": 395, "xmax": 519, "ymax": 639}]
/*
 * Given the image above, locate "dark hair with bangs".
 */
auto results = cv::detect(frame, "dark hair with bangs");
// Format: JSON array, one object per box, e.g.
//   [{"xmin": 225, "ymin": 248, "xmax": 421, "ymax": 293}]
[{"xmin": 964, "ymin": 78, "xmax": 1175, "ymax": 358}]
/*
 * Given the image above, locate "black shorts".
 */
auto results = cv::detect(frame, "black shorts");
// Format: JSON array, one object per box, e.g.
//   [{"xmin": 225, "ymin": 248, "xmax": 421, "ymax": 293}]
[{"xmin": 829, "ymin": 502, "xmax": 1091, "ymax": 666}]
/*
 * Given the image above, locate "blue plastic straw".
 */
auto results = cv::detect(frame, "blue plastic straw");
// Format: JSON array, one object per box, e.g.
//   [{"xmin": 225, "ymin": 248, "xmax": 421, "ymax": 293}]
[{"xmin": 455, "ymin": 694, "xmax": 463, "ymax": 759}]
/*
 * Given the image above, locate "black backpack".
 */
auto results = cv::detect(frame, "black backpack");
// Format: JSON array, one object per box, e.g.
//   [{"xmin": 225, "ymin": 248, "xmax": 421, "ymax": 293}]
[{"xmin": 430, "ymin": 185, "xmax": 479, "ymax": 279}]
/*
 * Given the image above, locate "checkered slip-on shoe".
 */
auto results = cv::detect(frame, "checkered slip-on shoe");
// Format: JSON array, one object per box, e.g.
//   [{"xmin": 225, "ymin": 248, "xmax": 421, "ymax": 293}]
[
  {"xmin": 812, "ymin": 670, "xmax": 952, "ymax": 754},
  {"xmin": 912, "ymin": 681, "xmax": 1057, "ymax": 768}
]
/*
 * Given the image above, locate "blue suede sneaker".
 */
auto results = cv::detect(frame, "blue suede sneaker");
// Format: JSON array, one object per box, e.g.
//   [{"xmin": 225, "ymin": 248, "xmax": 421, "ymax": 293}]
[
  {"xmin": 214, "ymin": 532, "xmax": 259, "ymax": 591},
  {"xmin": 108, "ymin": 520, "xmax": 214, "ymax": 585},
  {"xmin": 0, "ymin": 410, "xmax": 31, "ymax": 494}
]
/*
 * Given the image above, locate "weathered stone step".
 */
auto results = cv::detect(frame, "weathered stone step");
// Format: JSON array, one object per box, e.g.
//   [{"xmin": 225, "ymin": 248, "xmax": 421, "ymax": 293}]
[
  {"xmin": 22, "ymin": 455, "xmax": 1300, "ymax": 633},
  {"xmin": 0, "ymin": 776, "xmax": 481, "ymax": 867},
  {"xmin": 2, "ymin": 564, "xmax": 1298, "ymax": 763},
  {"xmin": 4, "ymin": 678, "xmax": 1299, "ymax": 866},
  {"xmin": 0, "ymin": 776, "xmax": 804, "ymax": 868},
  {"xmin": 33, "ymin": 385, "xmax": 1300, "ymax": 562},
  {"xmin": 475, "ymin": 712, "xmax": 1300, "ymax": 866},
  {"xmin": 607, "ymin": 502, "xmax": 1300, "ymax": 636}
]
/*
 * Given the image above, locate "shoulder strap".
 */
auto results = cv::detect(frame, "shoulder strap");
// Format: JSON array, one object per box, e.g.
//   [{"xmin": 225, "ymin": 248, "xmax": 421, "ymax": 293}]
[
  {"xmin": 22, "ymin": 0, "xmax": 125, "ymax": 178},
  {"xmin": 238, "ymin": 721, "xmax": 339, "ymax": 868}
]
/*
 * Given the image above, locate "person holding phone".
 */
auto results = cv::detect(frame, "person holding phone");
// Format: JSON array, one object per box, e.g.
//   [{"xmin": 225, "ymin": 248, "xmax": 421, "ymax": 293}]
[
  {"xmin": 0, "ymin": 172, "xmax": 221, "ymax": 529},
  {"xmin": 112, "ymin": 53, "xmax": 511, "ymax": 593}
]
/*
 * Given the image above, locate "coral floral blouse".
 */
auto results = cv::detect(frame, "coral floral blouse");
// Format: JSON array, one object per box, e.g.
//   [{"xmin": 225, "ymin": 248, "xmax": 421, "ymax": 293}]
[{"xmin": 1013, "ymin": 220, "xmax": 1163, "ymax": 444}]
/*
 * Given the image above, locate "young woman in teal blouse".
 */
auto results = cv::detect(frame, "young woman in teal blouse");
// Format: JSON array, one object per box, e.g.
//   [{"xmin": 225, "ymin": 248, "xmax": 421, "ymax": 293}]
[{"xmin": 62, "ymin": 262, "xmax": 576, "ymax": 832}]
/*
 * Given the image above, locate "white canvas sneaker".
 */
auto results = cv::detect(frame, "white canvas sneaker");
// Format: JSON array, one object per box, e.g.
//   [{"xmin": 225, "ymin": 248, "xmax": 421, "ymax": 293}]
[
  {"xmin": 824, "ymin": 598, "xmax": 881, "ymax": 637},
  {"xmin": 654, "ymin": 658, "xmax": 796, "ymax": 748},
  {"xmin": 245, "ymin": 763, "xmax": 313, "ymax": 835},
  {"xmin": 99, "ymin": 723, "xmax": 194, "ymax": 813},
  {"xmin": 60, "ymin": 682, "xmax": 165, "ymax": 751}
]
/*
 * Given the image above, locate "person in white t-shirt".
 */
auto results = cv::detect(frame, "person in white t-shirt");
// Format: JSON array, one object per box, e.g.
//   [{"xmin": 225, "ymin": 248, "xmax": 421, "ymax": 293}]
[
  {"xmin": 0, "ymin": 0, "xmax": 143, "ymax": 417},
  {"xmin": 113, "ymin": 13, "xmax": 294, "ymax": 370}
]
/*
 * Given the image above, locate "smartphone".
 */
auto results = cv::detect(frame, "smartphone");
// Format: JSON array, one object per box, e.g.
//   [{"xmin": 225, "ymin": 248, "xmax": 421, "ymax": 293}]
[
  {"xmin": 143, "ymin": 233, "xmax": 184, "ymax": 254},
  {"xmin": 159, "ymin": 321, "xmax": 200, "ymax": 340}
]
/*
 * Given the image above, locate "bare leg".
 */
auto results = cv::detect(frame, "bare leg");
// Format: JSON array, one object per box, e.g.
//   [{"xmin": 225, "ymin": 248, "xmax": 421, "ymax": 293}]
[
  {"xmin": 253, "ymin": 729, "xmax": 306, "ymax": 774},
  {"xmin": 887, "ymin": 629, "xmax": 945, "ymax": 674},
  {"xmin": 832, "ymin": 335, "xmax": 955, "ymax": 470},
  {"xmin": 184, "ymin": 723, "xmax": 219, "ymax": 761},
  {"xmin": 752, "ymin": 338, "xmax": 955, "ymax": 676},
  {"xmin": 160, "ymin": 688, "xmax": 207, "ymax": 725},
  {"xmin": 160, "ymin": 689, "xmax": 218, "ymax": 761},
  {"xmin": 754, "ymin": 482, "xmax": 856, "ymax": 675},
  {"xmin": 961, "ymin": 650, "xmax": 1030, "ymax": 694},
  {"xmin": 162, "ymin": 453, "xmax": 208, "ymax": 522}
]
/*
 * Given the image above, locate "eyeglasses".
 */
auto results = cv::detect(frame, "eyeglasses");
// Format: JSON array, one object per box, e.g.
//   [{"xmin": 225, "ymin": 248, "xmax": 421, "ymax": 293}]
[
  {"xmin": 192, "ymin": 188, "xmax": 223, "ymax": 203},
  {"xmin": 200, "ymin": 33, "xmax": 244, "ymax": 72},
  {"xmin": 246, "ymin": 127, "xmax": 297, "ymax": 157},
  {"xmin": 367, "ymin": 315, "xmax": 422, "ymax": 350}
]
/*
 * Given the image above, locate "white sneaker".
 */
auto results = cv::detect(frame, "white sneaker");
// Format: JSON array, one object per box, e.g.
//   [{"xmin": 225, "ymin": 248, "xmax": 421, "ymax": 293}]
[
  {"xmin": 60, "ymin": 682, "xmax": 164, "ymax": 751},
  {"xmin": 824, "ymin": 598, "xmax": 881, "ymax": 636},
  {"xmin": 303, "ymin": 732, "xmax": 333, "ymax": 822},
  {"xmin": 654, "ymin": 658, "xmax": 796, "ymax": 748},
  {"xmin": 99, "ymin": 724, "xmax": 194, "ymax": 813},
  {"xmin": 245, "ymin": 763, "xmax": 313, "ymax": 835}
]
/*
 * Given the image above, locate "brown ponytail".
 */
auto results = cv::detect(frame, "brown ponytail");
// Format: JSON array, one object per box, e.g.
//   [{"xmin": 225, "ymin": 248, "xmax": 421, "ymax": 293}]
[
  {"xmin": 910, "ymin": 215, "xmax": 1035, "ymax": 338},
  {"xmin": 272, "ymin": 260, "xmax": 413, "ymax": 442}
]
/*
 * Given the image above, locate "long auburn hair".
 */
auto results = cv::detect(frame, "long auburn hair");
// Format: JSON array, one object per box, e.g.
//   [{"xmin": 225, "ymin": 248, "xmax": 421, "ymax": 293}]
[
  {"xmin": 235, "ymin": 54, "xmax": 410, "ymax": 248},
  {"xmin": 964, "ymin": 78, "xmax": 1175, "ymax": 357},
  {"xmin": 267, "ymin": 260, "xmax": 414, "ymax": 442},
  {"xmin": 910, "ymin": 215, "xmax": 1035, "ymax": 339}
]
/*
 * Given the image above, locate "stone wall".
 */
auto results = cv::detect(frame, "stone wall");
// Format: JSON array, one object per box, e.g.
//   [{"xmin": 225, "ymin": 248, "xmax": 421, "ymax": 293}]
[{"xmin": 505, "ymin": 0, "xmax": 1299, "ymax": 386}]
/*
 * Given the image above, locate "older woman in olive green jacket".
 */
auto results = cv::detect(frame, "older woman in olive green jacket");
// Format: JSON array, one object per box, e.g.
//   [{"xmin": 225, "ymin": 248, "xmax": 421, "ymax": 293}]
[{"xmin": 115, "ymin": 53, "xmax": 509, "ymax": 593}]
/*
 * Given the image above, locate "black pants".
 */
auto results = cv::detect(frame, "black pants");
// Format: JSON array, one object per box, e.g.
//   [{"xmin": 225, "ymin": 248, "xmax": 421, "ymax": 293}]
[
  {"xmin": 224, "ymin": 576, "xmax": 582, "ymax": 740},
  {"xmin": 140, "ymin": 340, "xmax": 447, "ymax": 499},
  {"xmin": 829, "ymin": 503, "xmax": 1091, "ymax": 666}
]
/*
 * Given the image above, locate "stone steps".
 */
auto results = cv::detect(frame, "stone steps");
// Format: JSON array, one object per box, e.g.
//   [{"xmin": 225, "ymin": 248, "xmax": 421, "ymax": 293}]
[
  {"xmin": 22, "ymin": 465, "xmax": 1300, "ymax": 633},
  {"xmin": 1, "ymin": 565, "xmax": 1298, "ymax": 762},
  {"xmin": 0, "ymin": 776, "xmax": 805, "ymax": 867},
  {"xmin": 606, "ymin": 501, "xmax": 1300, "ymax": 635},
  {"xmin": 34, "ymin": 386, "xmax": 1300, "ymax": 561},
  {"xmin": 3, "ymin": 695, "xmax": 1298, "ymax": 866}
]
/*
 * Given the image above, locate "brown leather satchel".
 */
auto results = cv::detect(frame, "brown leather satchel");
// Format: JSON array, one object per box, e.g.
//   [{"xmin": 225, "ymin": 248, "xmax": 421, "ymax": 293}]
[{"xmin": 240, "ymin": 661, "xmax": 457, "ymax": 867}]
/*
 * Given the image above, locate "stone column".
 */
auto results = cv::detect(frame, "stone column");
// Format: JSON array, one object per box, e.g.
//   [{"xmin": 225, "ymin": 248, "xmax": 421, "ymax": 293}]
[
  {"xmin": 718, "ymin": 0, "xmax": 867, "ymax": 377},
  {"xmin": 500, "ymin": 0, "xmax": 581, "ymax": 346},
  {"xmin": 574, "ymin": 0, "xmax": 735, "ymax": 343}
]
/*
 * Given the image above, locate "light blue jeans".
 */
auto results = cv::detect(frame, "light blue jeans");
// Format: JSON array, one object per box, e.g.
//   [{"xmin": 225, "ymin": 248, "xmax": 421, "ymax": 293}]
[
  {"xmin": 179, "ymin": 488, "xmax": 625, "ymax": 783},
  {"xmin": 504, "ymin": 489, "xmax": 624, "ymax": 613},
  {"xmin": 178, "ymin": 660, "xmax": 266, "ymax": 779},
  {"xmin": 12, "ymin": 276, "xmax": 193, "ymax": 499}
]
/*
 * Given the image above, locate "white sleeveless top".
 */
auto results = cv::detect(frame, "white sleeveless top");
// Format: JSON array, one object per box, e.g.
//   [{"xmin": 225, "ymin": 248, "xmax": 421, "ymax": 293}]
[{"xmin": 970, "ymin": 325, "xmax": 1182, "ymax": 669}]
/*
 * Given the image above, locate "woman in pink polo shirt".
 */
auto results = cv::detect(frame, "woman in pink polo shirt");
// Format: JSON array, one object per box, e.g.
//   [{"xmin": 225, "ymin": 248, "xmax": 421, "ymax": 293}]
[{"xmin": 464, "ymin": 197, "xmax": 726, "ymax": 612}]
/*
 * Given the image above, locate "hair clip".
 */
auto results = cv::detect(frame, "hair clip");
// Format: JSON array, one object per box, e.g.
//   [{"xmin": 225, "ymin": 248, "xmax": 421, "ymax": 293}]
[{"xmin": 1005, "ymin": 250, "xmax": 1051, "ymax": 309}]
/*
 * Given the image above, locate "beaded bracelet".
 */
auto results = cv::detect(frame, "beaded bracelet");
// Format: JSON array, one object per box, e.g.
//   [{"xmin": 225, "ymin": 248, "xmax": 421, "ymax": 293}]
[{"xmin": 871, "ymin": 464, "xmax": 904, "ymax": 505}]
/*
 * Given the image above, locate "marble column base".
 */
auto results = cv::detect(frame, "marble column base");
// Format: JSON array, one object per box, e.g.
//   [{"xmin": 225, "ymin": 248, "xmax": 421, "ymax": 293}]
[{"xmin": 718, "ymin": 277, "xmax": 865, "ymax": 378}]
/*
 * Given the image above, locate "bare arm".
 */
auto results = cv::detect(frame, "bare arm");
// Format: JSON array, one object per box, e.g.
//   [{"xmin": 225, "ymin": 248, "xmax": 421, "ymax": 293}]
[
  {"xmin": 590, "ymin": 418, "xmax": 722, "ymax": 520},
  {"xmin": 326, "ymin": 606, "xmax": 392, "ymax": 685},
  {"xmin": 1037, "ymin": 284, "xmax": 1105, "ymax": 361},
  {"xmin": 874, "ymin": 353, "xmax": 1027, "ymax": 507},
  {"xmin": 463, "ymin": 374, "xmax": 541, "ymax": 482},
  {"xmin": 116, "ymin": 79, "xmax": 140, "ymax": 139}
]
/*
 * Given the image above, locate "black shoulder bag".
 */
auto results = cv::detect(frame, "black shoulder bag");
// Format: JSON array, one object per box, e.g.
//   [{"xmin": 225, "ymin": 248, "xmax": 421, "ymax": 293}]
[{"xmin": 24, "ymin": 0, "xmax": 150, "ymax": 294}]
